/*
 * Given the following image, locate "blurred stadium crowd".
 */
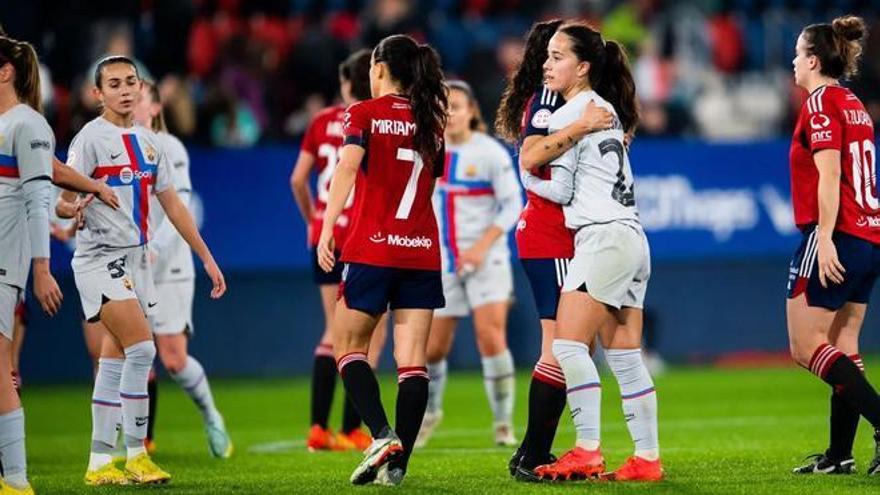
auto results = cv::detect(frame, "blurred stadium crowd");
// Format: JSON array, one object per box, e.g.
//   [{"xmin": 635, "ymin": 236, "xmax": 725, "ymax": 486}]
[{"xmin": 3, "ymin": 0, "xmax": 879, "ymax": 147}]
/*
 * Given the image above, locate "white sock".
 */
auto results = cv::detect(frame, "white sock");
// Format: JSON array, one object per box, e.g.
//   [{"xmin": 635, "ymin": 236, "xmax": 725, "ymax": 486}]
[
  {"xmin": 553, "ymin": 339, "xmax": 601, "ymax": 450},
  {"xmin": 481, "ymin": 349, "xmax": 515, "ymax": 425},
  {"xmin": 171, "ymin": 356, "xmax": 223, "ymax": 426},
  {"xmin": 606, "ymin": 349, "xmax": 659, "ymax": 460},
  {"xmin": 0, "ymin": 408, "xmax": 28, "ymax": 488},
  {"xmin": 90, "ymin": 358, "xmax": 123, "ymax": 461},
  {"xmin": 426, "ymin": 360, "xmax": 447, "ymax": 414},
  {"xmin": 87, "ymin": 452, "xmax": 113, "ymax": 471},
  {"xmin": 120, "ymin": 341, "xmax": 156, "ymax": 457}
]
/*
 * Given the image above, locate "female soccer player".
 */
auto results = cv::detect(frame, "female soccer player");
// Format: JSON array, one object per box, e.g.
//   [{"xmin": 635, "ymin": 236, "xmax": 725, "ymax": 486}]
[
  {"xmin": 316, "ymin": 34, "xmax": 446, "ymax": 486},
  {"xmin": 784, "ymin": 15, "xmax": 880, "ymax": 476},
  {"xmin": 0, "ymin": 34, "xmax": 62, "ymax": 495},
  {"xmin": 291, "ymin": 49, "xmax": 386, "ymax": 453},
  {"xmin": 494, "ymin": 19, "xmax": 613, "ymax": 479},
  {"xmin": 519, "ymin": 24, "xmax": 661, "ymax": 482},
  {"xmin": 134, "ymin": 80, "xmax": 232, "ymax": 458},
  {"xmin": 59, "ymin": 56, "xmax": 226, "ymax": 486},
  {"xmin": 416, "ymin": 80, "xmax": 522, "ymax": 448}
]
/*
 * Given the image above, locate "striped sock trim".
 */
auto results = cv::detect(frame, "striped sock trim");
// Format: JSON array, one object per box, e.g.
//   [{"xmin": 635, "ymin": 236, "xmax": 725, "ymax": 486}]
[
  {"xmin": 850, "ymin": 354, "xmax": 865, "ymax": 373},
  {"xmin": 314, "ymin": 343, "xmax": 334, "ymax": 357},
  {"xmin": 809, "ymin": 343, "xmax": 844, "ymax": 379},
  {"xmin": 621, "ymin": 386, "xmax": 656, "ymax": 400},
  {"xmin": 92, "ymin": 399, "xmax": 122, "ymax": 408},
  {"xmin": 337, "ymin": 352, "xmax": 368, "ymax": 374},
  {"xmin": 567, "ymin": 382, "xmax": 601, "ymax": 394},
  {"xmin": 398, "ymin": 366, "xmax": 429, "ymax": 383},
  {"xmin": 483, "ymin": 373, "xmax": 515, "ymax": 381},
  {"xmin": 119, "ymin": 392, "xmax": 149, "ymax": 400},
  {"xmin": 533, "ymin": 362, "xmax": 566, "ymax": 389}
]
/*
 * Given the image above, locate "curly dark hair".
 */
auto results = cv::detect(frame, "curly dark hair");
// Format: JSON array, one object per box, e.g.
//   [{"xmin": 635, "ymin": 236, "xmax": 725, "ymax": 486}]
[
  {"xmin": 494, "ymin": 19, "xmax": 562, "ymax": 142},
  {"xmin": 803, "ymin": 15, "xmax": 868, "ymax": 80}
]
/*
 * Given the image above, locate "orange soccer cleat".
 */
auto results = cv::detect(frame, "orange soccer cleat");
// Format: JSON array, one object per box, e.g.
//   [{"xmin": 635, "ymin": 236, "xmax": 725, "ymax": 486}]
[
  {"xmin": 534, "ymin": 447, "xmax": 605, "ymax": 481},
  {"xmin": 344, "ymin": 428, "xmax": 373, "ymax": 451},
  {"xmin": 306, "ymin": 425, "xmax": 336, "ymax": 452},
  {"xmin": 602, "ymin": 456, "xmax": 664, "ymax": 482}
]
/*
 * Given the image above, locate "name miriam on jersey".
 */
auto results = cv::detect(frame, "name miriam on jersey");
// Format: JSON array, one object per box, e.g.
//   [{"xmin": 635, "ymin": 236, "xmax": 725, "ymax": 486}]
[{"xmin": 371, "ymin": 119, "xmax": 416, "ymax": 136}]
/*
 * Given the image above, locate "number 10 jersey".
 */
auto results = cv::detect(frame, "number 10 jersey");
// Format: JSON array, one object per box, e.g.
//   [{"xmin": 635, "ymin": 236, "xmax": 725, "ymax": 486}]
[{"xmin": 340, "ymin": 94, "xmax": 443, "ymax": 271}]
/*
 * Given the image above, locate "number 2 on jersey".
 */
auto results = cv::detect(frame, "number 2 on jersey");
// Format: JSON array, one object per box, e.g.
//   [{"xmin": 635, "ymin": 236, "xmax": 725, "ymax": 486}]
[
  {"xmin": 316, "ymin": 144, "xmax": 355, "ymax": 208},
  {"xmin": 850, "ymin": 139, "xmax": 878, "ymax": 209},
  {"xmin": 599, "ymin": 138, "xmax": 636, "ymax": 207},
  {"xmin": 395, "ymin": 147, "xmax": 424, "ymax": 220}
]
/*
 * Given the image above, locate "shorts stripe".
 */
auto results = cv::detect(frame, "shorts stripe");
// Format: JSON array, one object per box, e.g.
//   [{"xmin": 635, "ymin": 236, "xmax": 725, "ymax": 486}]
[{"xmin": 799, "ymin": 230, "xmax": 818, "ymax": 277}]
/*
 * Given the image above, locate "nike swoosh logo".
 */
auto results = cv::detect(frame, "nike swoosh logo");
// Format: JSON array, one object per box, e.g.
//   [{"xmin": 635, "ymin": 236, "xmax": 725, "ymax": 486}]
[
  {"xmin": 135, "ymin": 419, "xmax": 148, "ymax": 427},
  {"xmin": 110, "ymin": 152, "xmax": 123, "ymax": 160},
  {"xmin": 147, "ymin": 302, "xmax": 157, "ymax": 308}
]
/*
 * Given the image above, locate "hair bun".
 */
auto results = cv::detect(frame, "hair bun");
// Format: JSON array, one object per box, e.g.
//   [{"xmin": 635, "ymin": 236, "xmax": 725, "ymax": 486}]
[{"xmin": 832, "ymin": 15, "xmax": 867, "ymax": 42}]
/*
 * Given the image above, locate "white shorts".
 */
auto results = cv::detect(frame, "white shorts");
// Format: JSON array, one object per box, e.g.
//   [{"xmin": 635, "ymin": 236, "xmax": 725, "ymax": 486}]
[
  {"xmin": 562, "ymin": 222, "xmax": 651, "ymax": 309},
  {"xmin": 74, "ymin": 246, "xmax": 158, "ymax": 322},
  {"xmin": 150, "ymin": 279, "xmax": 194, "ymax": 336},
  {"xmin": 435, "ymin": 253, "xmax": 513, "ymax": 318},
  {"xmin": 0, "ymin": 283, "xmax": 18, "ymax": 341}
]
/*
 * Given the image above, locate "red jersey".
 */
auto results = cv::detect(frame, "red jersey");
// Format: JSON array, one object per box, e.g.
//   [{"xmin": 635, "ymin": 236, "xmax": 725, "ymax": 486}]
[
  {"xmin": 340, "ymin": 94, "xmax": 443, "ymax": 270},
  {"xmin": 301, "ymin": 104, "xmax": 354, "ymax": 247},
  {"xmin": 790, "ymin": 85, "xmax": 879, "ymax": 244},
  {"xmin": 515, "ymin": 86, "xmax": 575, "ymax": 259}
]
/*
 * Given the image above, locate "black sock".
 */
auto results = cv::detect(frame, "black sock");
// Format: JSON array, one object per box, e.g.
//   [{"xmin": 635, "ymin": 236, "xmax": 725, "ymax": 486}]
[
  {"xmin": 338, "ymin": 355, "xmax": 390, "ymax": 438},
  {"xmin": 311, "ymin": 354, "xmax": 337, "ymax": 428},
  {"xmin": 392, "ymin": 369, "xmax": 429, "ymax": 472},
  {"xmin": 342, "ymin": 392, "xmax": 363, "ymax": 434},
  {"xmin": 521, "ymin": 376, "xmax": 567, "ymax": 466},
  {"xmin": 828, "ymin": 390, "xmax": 860, "ymax": 461},
  {"xmin": 822, "ymin": 356, "xmax": 880, "ymax": 428},
  {"xmin": 147, "ymin": 368, "xmax": 158, "ymax": 442}
]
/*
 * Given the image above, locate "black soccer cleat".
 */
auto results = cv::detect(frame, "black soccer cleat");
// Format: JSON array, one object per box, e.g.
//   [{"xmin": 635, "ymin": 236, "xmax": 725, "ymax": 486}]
[
  {"xmin": 508, "ymin": 446, "xmax": 525, "ymax": 477},
  {"xmin": 514, "ymin": 452, "xmax": 557, "ymax": 482},
  {"xmin": 868, "ymin": 430, "xmax": 880, "ymax": 476},
  {"xmin": 792, "ymin": 453, "xmax": 855, "ymax": 475}
]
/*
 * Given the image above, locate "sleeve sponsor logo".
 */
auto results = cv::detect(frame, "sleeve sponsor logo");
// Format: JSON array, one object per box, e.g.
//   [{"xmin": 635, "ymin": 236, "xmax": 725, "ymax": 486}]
[
  {"xmin": 809, "ymin": 113, "xmax": 831, "ymax": 130},
  {"xmin": 30, "ymin": 139, "xmax": 50, "ymax": 150},
  {"xmin": 531, "ymin": 109, "xmax": 552, "ymax": 129},
  {"xmin": 811, "ymin": 130, "xmax": 833, "ymax": 143}
]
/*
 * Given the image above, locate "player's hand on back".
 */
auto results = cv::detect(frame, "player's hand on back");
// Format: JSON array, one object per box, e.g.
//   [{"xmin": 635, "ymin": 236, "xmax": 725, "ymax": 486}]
[
  {"xmin": 580, "ymin": 101, "xmax": 614, "ymax": 133},
  {"xmin": 317, "ymin": 230, "xmax": 336, "ymax": 273}
]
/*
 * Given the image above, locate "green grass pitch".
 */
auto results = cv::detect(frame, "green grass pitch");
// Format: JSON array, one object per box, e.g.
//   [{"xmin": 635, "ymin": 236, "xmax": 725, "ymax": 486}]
[{"xmin": 23, "ymin": 361, "xmax": 880, "ymax": 494}]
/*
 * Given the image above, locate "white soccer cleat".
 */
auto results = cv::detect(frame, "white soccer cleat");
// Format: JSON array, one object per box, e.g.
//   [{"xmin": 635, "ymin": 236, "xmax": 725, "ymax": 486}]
[
  {"xmin": 350, "ymin": 436, "xmax": 404, "ymax": 485},
  {"xmin": 494, "ymin": 421, "xmax": 518, "ymax": 447},
  {"xmin": 414, "ymin": 410, "xmax": 443, "ymax": 449},
  {"xmin": 374, "ymin": 464, "xmax": 406, "ymax": 486}
]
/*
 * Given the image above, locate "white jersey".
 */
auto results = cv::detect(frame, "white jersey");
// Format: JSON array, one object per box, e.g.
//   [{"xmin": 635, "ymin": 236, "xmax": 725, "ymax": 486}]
[
  {"xmin": 546, "ymin": 91, "xmax": 639, "ymax": 229},
  {"xmin": 0, "ymin": 104, "xmax": 54, "ymax": 289},
  {"xmin": 67, "ymin": 117, "xmax": 172, "ymax": 271},
  {"xmin": 431, "ymin": 131, "xmax": 522, "ymax": 273},
  {"xmin": 148, "ymin": 132, "xmax": 194, "ymax": 283}
]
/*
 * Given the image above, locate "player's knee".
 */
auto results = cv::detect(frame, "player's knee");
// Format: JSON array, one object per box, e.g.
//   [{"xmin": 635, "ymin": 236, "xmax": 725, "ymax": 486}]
[
  {"xmin": 537, "ymin": 352, "xmax": 559, "ymax": 368},
  {"xmin": 159, "ymin": 349, "xmax": 187, "ymax": 374},
  {"xmin": 124, "ymin": 340, "xmax": 156, "ymax": 366},
  {"xmin": 789, "ymin": 341, "xmax": 812, "ymax": 368},
  {"xmin": 425, "ymin": 344, "xmax": 446, "ymax": 364}
]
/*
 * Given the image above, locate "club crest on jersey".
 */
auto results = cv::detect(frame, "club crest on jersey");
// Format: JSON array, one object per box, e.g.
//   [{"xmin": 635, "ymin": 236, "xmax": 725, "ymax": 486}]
[
  {"xmin": 123, "ymin": 277, "xmax": 134, "ymax": 291},
  {"xmin": 531, "ymin": 109, "xmax": 551, "ymax": 129},
  {"xmin": 145, "ymin": 144, "xmax": 157, "ymax": 162},
  {"xmin": 465, "ymin": 164, "xmax": 477, "ymax": 177},
  {"xmin": 809, "ymin": 113, "xmax": 831, "ymax": 130}
]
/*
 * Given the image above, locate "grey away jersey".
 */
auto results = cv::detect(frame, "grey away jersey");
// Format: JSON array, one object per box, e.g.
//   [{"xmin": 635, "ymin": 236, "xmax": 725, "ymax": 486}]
[
  {"xmin": 547, "ymin": 91, "xmax": 639, "ymax": 229},
  {"xmin": 431, "ymin": 131, "xmax": 522, "ymax": 272},
  {"xmin": 149, "ymin": 132, "xmax": 195, "ymax": 282},
  {"xmin": 0, "ymin": 104, "xmax": 55, "ymax": 289},
  {"xmin": 68, "ymin": 118, "xmax": 172, "ymax": 270}
]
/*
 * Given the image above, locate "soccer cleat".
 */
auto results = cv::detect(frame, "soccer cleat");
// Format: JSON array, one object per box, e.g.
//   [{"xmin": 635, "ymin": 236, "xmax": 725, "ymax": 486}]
[
  {"xmin": 374, "ymin": 464, "xmax": 406, "ymax": 486},
  {"xmin": 508, "ymin": 446, "xmax": 525, "ymax": 477},
  {"xmin": 868, "ymin": 430, "xmax": 880, "ymax": 476},
  {"xmin": 342, "ymin": 428, "xmax": 373, "ymax": 451},
  {"xmin": 125, "ymin": 453, "xmax": 171, "ymax": 484},
  {"xmin": 534, "ymin": 447, "xmax": 605, "ymax": 481},
  {"xmin": 494, "ymin": 422, "xmax": 518, "ymax": 447},
  {"xmin": 306, "ymin": 424, "xmax": 335, "ymax": 452},
  {"xmin": 792, "ymin": 453, "xmax": 855, "ymax": 474},
  {"xmin": 414, "ymin": 410, "xmax": 443, "ymax": 449},
  {"xmin": 601, "ymin": 456, "xmax": 664, "ymax": 481},
  {"xmin": 206, "ymin": 422, "xmax": 234, "ymax": 458},
  {"xmin": 514, "ymin": 452, "xmax": 558, "ymax": 482},
  {"xmin": 0, "ymin": 479, "xmax": 35, "ymax": 494},
  {"xmin": 84, "ymin": 462, "xmax": 130, "ymax": 486},
  {"xmin": 350, "ymin": 435, "xmax": 404, "ymax": 485},
  {"xmin": 144, "ymin": 438, "xmax": 157, "ymax": 455}
]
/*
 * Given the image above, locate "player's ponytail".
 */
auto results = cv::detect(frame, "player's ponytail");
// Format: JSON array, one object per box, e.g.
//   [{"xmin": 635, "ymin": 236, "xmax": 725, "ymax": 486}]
[
  {"xmin": 374, "ymin": 35, "xmax": 447, "ymax": 173},
  {"xmin": 595, "ymin": 39, "xmax": 638, "ymax": 135},
  {"xmin": 495, "ymin": 19, "xmax": 562, "ymax": 142},
  {"xmin": 803, "ymin": 15, "xmax": 867, "ymax": 80},
  {"xmin": 0, "ymin": 35, "xmax": 42, "ymax": 113},
  {"xmin": 560, "ymin": 23, "xmax": 639, "ymax": 135}
]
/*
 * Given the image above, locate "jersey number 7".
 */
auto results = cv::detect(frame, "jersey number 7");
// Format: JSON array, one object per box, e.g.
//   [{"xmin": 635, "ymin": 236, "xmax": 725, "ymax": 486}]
[{"xmin": 395, "ymin": 147, "xmax": 424, "ymax": 220}]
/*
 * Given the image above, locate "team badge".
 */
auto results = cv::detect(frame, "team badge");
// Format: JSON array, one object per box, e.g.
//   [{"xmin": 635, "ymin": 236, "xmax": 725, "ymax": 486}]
[
  {"xmin": 465, "ymin": 164, "xmax": 477, "ymax": 177},
  {"xmin": 145, "ymin": 144, "xmax": 156, "ymax": 162},
  {"xmin": 531, "ymin": 109, "xmax": 551, "ymax": 129},
  {"xmin": 123, "ymin": 277, "xmax": 134, "ymax": 291}
]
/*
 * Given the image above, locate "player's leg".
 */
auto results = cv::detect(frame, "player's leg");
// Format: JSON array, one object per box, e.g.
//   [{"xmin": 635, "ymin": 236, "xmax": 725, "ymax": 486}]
[
  {"xmin": 145, "ymin": 365, "xmax": 158, "ymax": 454},
  {"xmin": 473, "ymin": 301, "xmax": 516, "ymax": 446},
  {"xmin": 340, "ymin": 312, "xmax": 389, "ymax": 450},
  {"xmin": 83, "ymin": 320, "xmax": 105, "ymax": 373},
  {"xmin": 308, "ymin": 283, "xmax": 340, "ymax": 451},
  {"xmin": 10, "ymin": 299, "xmax": 25, "ymax": 394},
  {"xmin": 85, "ymin": 333, "xmax": 128, "ymax": 485},
  {"xmin": 0, "ymin": 285, "xmax": 30, "ymax": 492},
  {"xmin": 414, "ymin": 315, "xmax": 456, "ymax": 448}
]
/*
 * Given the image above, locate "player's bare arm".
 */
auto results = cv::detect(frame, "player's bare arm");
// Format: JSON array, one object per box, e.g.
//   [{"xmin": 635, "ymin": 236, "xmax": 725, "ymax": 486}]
[
  {"xmin": 814, "ymin": 149, "xmax": 845, "ymax": 288},
  {"xmin": 519, "ymin": 101, "xmax": 612, "ymax": 170},
  {"xmin": 51, "ymin": 156, "xmax": 119, "ymax": 209},
  {"xmin": 317, "ymin": 143, "xmax": 362, "ymax": 273},
  {"xmin": 290, "ymin": 150, "xmax": 317, "ymax": 225}
]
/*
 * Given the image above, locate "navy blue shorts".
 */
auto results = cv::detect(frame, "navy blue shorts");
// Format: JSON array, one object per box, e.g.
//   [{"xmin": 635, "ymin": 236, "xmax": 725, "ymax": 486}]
[
  {"xmin": 311, "ymin": 248, "xmax": 344, "ymax": 285},
  {"xmin": 787, "ymin": 225, "xmax": 880, "ymax": 310},
  {"xmin": 520, "ymin": 258, "xmax": 569, "ymax": 320},
  {"xmin": 340, "ymin": 263, "xmax": 445, "ymax": 316}
]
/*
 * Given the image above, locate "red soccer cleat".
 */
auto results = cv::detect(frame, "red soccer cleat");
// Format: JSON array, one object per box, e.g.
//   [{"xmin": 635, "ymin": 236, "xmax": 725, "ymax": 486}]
[
  {"xmin": 534, "ymin": 447, "xmax": 605, "ymax": 481},
  {"xmin": 306, "ymin": 425, "xmax": 336, "ymax": 452},
  {"xmin": 602, "ymin": 456, "xmax": 664, "ymax": 482},
  {"xmin": 344, "ymin": 428, "xmax": 373, "ymax": 451}
]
